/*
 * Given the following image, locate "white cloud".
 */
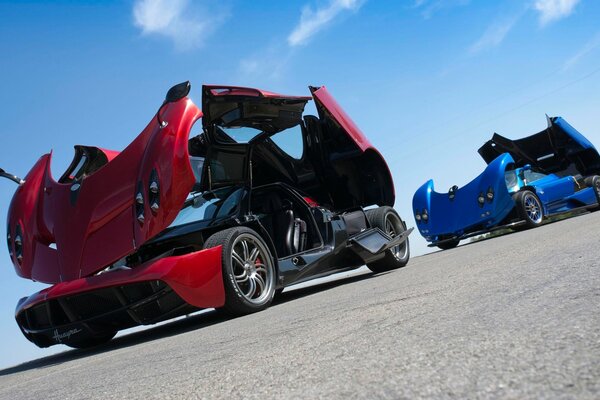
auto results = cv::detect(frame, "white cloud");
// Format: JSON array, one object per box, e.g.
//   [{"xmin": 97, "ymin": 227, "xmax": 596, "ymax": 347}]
[
  {"xmin": 413, "ymin": 0, "xmax": 471, "ymax": 19},
  {"xmin": 469, "ymin": 15, "xmax": 521, "ymax": 53},
  {"xmin": 533, "ymin": 0, "xmax": 580, "ymax": 25},
  {"xmin": 239, "ymin": 0, "xmax": 365, "ymax": 84},
  {"xmin": 133, "ymin": 0, "xmax": 226, "ymax": 50},
  {"xmin": 237, "ymin": 44, "xmax": 295, "ymax": 83},
  {"xmin": 563, "ymin": 32, "xmax": 600, "ymax": 70},
  {"xmin": 287, "ymin": 0, "xmax": 364, "ymax": 47}
]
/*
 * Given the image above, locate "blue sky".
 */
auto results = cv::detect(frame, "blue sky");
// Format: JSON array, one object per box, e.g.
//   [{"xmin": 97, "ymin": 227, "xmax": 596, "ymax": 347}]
[{"xmin": 0, "ymin": 0, "xmax": 599, "ymax": 368}]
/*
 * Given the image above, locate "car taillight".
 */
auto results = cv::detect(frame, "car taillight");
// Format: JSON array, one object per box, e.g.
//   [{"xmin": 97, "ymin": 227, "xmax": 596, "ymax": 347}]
[
  {"xmin": 14, "ymin": 223, "xmax": 23, "ymax": 264},
  {"xmin": 148, "ymin": 169, "xmax": 160, "ymax": 214},
  {"xmin": 135, "ymin": 182, "xmax": 145, "ymax": 224},
  {"xmin": 6, "ymin": 228, "xmax": 12, "ymax": 258}
]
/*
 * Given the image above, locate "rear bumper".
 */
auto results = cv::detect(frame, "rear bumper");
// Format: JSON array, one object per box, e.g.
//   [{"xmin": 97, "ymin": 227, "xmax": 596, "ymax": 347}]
[{"xmin": 15, "ymin": 246, "xmax": 224, "ymax": 347}]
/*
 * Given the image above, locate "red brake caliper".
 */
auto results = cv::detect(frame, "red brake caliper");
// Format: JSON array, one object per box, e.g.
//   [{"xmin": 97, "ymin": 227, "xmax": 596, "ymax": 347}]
[{"xmin": 255, "ymin": 257, "xmax": 263, "ymax": 296}]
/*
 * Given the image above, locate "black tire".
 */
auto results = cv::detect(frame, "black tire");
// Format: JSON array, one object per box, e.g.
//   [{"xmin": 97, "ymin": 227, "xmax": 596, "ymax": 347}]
[
  {"xmin": 365, "ymin": 206, "xmax": 410, "ymax": 273},
  {"xmin": 204, "ymin": 227, "xmax": 277, "ymax": 315},
  {"xmin": 63, "ymin": 331, "xmax": 116, "ymax": 349},
  {"xmin": 515, "ymin": 190, "xmax": 544, "ymax": 229},
  {"xmin": 274, "ymin": 288, "xmax": 284, "ymax": 299},
  {"xmin": 584, "ymin": 175, "xmax": 600, "ymax": 210},
  {"xmin": 436, "ymin": 238, "xmax": 460, "ymax": 250}
]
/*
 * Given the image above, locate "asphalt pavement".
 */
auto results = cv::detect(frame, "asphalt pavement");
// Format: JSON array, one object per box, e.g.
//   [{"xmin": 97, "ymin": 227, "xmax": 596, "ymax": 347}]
[{"xmin": 0, "ymin": 212, "xmax": 599, "ymax": 399}]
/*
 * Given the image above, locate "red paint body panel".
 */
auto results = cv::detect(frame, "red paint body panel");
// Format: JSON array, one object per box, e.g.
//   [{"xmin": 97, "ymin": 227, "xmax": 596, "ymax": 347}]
[
  {"xmin": 312, "ymin": 86, "xmax": 396, "ymax": 204},
  {"xmin": 312, "ymin": 86, "xmax": 372, "ymax": 152},
  {"xmin": 97, "ymin": 147, "xmax": 120, "ymax": 162},
  {"xmin": 70, "ymin": 146, "xmax": 120, "ymax": 163},
  {"xmin": 7, "ymin": 98, "xmax": 201, "ymax": 284},
  {"xmin": 7, "ymin": 155, "xmax": 54, "ymax": 281},
  {"xmin": 16, "ymin": 246, "xmax": 225, "ymax": 315},
  {"xmin": 204, "ymin": 85, "xmax": 312, "ymax": 100}
]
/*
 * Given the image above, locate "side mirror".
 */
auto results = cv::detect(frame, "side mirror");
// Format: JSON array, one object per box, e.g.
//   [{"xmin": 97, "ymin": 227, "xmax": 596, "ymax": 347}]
[
  {"xmin": 155, "ymin": 81, "xmax": 191, "ymax": 128},
  {"xmin": 165, "ymin": 81, "xmax": 191, "ymax": 103},
  {"xmin": 523, "ymin": 164, "xmax": 532, "ymax": 171},
  {"xmin": 448, "ymin": 185, "xmax": 458, "ymax": 201},
  {"xmin": 156, "ymin": 81, "xmax": 192, "ymax": 128},
  {"xmin": 0, "ymin": 168, "xmax": 24, "ymax": 185}
]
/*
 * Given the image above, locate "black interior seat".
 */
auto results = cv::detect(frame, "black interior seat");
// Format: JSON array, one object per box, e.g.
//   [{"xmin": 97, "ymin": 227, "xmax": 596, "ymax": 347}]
[
  {"xmin": 282, "ymin": 198, "xmax": 307, "ymax": 255},
  {"xmin": 254, "ymin": 188, "xmax": 309, "ymax": 257},
  {"xmin": 282, "ymin": 203, "xmax": 295, "ymax": 255},
  {"xmin": 254, "ymin": 191, "xmax": 290, "ymax": 257}
]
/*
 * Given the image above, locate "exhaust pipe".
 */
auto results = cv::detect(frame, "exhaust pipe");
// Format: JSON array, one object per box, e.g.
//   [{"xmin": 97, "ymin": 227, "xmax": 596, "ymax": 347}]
[{"xmin": 0, "ymin": 168, "xmax": 24, "ymax": 185}]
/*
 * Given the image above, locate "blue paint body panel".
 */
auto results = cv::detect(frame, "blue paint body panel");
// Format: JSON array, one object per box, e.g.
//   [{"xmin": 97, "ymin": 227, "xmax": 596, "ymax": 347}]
[
  {"xmin": 413, "ymin": 154, "xmax": 516, "ymax": 242},
  {"xmin": 536, "ymin": 176, "xmax": 597, "ymax": 214},
  {"xmin": 553, "ymin": 117, "xmax": 596, "ymax": 152}
]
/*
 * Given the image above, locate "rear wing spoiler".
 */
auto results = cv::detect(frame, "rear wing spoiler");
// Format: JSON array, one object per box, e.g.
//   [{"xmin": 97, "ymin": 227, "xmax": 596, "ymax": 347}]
[{"xmin": 0, "ymin": 168, "xmax": 23, "ymax": 185}]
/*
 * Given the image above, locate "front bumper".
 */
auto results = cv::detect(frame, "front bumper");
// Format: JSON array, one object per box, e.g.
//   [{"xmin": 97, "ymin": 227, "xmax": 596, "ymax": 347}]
[{"xmin": 15, "ymin": 246, "xmax": 224, "ymax": 347}]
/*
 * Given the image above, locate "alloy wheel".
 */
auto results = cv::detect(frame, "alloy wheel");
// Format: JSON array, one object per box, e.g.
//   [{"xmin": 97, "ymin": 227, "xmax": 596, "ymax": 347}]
[
  {"xmin": 385, "ymin": 213, "xmax": 408, "ymax": 261},
  {"xmin": 523, "ymin": 193, "xmax": 543, "ymax": 224},
  {"xmin": 230, "ymin": 233, "xmax": 275, "ymax": 305}
]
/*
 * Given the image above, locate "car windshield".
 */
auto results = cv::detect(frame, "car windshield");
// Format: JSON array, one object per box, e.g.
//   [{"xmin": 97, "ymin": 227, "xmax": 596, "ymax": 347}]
[
  {"xmin": 189, "ymin": 156, "xmax": 204, "ymax": 186},
  {"xmin": 523, "ymin": 169, "xmax": 547, "ymax": 184},
  {"xmin": 169, "ymin": 186, "xmax": 244, "ymax": 228},
  {"xmin": 216, "ymin": 126, "xmax": 263, "ymax": 144},
  {"xmin": 504, "ymin": 170, "xmax": 519, "ymax": 192}
]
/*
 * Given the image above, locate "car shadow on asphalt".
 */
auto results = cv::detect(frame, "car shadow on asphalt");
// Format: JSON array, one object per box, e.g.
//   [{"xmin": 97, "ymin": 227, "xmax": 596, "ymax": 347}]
[
  {"xmin": 272, "ymin": 270, "xmax": 385, "ymax": 306},
  {"xmin": 0, "ymin": 270, "xmax": 384, "ymax": 376},
  {"xmin": 430, "ymin": 211, "xmax": 593, "ymax": 254}
]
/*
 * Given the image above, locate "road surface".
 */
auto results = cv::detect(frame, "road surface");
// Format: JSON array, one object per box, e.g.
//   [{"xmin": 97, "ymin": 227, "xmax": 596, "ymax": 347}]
[{"xmin": 1, "ymin": 212, "xmax": 599, "ymax": 399}]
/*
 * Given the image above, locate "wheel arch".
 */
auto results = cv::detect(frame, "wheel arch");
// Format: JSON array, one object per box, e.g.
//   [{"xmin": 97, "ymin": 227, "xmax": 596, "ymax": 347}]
[{"xmin": 519, "ymin": 186, "xmax": 547, "ymax": 215}]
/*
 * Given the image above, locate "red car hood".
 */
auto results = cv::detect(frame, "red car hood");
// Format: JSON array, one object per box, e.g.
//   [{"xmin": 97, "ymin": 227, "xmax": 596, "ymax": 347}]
[{"xmin": 7, "ymin": 98, "xmax": 201, "ymax": 284}]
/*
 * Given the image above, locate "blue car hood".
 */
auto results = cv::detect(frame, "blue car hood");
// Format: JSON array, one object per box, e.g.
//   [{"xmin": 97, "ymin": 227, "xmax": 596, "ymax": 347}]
[{"xmin": 478, "ymin": 116, "xmax": 600, "ymax": 177}]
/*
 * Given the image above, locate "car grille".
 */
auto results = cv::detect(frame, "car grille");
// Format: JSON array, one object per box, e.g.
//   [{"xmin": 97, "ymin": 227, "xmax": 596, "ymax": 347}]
[{"xmin": 17, "ymin": 281, "xmax": 194, "ymax": 332}]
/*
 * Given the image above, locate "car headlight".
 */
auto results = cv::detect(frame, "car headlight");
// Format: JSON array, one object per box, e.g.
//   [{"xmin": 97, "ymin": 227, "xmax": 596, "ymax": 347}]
[{"xmin": 486, "ymin": 187, "xmax": 494, "ymax": 202}]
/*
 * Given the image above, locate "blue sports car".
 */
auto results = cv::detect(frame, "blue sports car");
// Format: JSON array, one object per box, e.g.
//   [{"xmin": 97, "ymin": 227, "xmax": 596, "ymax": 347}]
[{"xmin": 413, "ymin": 116, "xmax": 600, "ymax": 249}]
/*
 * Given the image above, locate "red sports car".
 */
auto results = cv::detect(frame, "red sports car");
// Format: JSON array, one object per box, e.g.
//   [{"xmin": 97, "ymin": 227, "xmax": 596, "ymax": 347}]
[{"xmin": 2, "ymin": 82, "xmax": 411, "ymax": 348}]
